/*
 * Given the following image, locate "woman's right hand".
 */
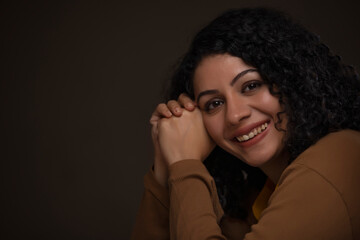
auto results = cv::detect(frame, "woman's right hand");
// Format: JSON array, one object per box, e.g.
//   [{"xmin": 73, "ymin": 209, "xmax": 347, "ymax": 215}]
[{"xmin": 149, "ymin": 94, "xmax": 197, "ymax": 187}]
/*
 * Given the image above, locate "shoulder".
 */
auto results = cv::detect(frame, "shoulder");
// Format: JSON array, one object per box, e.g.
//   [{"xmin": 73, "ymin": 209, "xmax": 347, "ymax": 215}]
[
  {"xmin": 296, "ymin": 129, "xmax": 360, "ymax": 161},
  {"xmin": 287, "ymin": 129, "xmax": 360, "ymax": 181},
  {"xmin": 273, "ymin": 130, "xmax": 360, "ymax": 239},
  {"xmin": 249, "ymin": 130, "xmax": 360, "ymax": 240},
  {"xmin": 280, "ymin": 129, "xmax": 360, "ymax": 189},
  {"xmin": 246, "ymin": 131, "xmax": 360, "ymax": 240}
]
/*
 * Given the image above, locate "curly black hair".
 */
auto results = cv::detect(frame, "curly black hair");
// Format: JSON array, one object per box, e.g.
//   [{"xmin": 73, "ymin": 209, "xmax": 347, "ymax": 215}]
[{"xmin": 165, "ymin": 8, "xmax": 360, "ymax": 219}]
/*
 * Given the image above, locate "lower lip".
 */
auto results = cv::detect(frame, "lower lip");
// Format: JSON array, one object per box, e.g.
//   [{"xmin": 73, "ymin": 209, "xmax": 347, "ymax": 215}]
[{"xmin": 233, "ymin": 121, "xmax": 271, "ymax": 148}]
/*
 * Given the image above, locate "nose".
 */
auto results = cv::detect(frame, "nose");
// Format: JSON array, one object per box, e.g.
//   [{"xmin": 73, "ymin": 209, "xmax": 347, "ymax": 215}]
[{"xmin": 225, "ymin": 94, "xmax": 251, "ymax": 126}]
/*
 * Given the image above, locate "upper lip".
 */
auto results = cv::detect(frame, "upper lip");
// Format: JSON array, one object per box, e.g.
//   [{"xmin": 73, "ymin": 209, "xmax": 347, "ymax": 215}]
[{"xmin": 229, "ymin": 119, "xmax": 270, "ymax": 139}]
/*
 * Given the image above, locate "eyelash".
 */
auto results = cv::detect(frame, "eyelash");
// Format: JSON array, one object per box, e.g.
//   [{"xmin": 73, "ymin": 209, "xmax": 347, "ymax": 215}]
[
  {"xmin": 203, "ymin": 80, "xmax": 263, "ymax": 113},
  {"xmin": 243, "ymin": 80, "xmax": 263, "ymax": 92},
  {"xmin": 204, "ymin": 99, "xmax": 224, "ymax": 112}
]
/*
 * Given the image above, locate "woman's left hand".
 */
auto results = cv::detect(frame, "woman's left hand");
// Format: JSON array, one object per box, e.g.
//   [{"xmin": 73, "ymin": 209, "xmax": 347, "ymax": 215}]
[{"xmin": 157, "ymin": 108, "xmax": 215, "ymax": 166}]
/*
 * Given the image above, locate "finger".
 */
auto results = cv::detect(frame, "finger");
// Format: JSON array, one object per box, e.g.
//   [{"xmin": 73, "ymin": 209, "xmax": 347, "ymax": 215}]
[
  {"xmin": 150, "ymin": 103, "xmax": 172, "ymax": 124},
  {"xmin": 167, "ymin": 100, "xmax": 183, "ymax": 116},
  {"xmin": 156, "ymin": 103, "xmax": 173, "ymax": 118},
  {"xmin": 178, "ymin": 93, "xmax": 196, "ymax": 111}
]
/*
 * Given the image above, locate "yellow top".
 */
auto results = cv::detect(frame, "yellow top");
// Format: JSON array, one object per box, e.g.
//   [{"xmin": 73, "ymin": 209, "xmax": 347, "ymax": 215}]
[{"xmin": 252, "ymin": 178, "xmax": 276, "ymax": 220}]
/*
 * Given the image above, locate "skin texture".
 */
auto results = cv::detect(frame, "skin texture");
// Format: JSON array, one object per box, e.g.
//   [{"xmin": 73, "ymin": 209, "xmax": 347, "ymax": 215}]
[{"xmin": 157, "ymin": 108, "xmax": 215, "ymax": 165}]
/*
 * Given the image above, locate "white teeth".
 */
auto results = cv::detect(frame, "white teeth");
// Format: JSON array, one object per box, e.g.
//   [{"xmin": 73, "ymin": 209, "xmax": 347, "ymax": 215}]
[{"xmin": 235, "ymin": 122, "xmax": 269, "ymax": 142}]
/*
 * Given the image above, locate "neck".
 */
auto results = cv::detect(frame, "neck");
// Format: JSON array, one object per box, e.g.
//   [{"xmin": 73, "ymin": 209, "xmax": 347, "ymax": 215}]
[{"xmin": 260, "ymin": 150, "xmax": 289, "ymax": 184}]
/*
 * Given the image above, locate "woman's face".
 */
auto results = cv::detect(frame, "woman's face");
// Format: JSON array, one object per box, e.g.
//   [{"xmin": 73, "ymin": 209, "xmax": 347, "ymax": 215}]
[{"xmin": 193, "ymin": 54, "xmax": 287, "ymax": 167}]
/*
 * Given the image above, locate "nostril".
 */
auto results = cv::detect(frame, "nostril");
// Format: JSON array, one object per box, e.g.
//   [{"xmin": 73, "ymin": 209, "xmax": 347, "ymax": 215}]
[{"xmin": 226, "ymin": 110, "xmax": 251, "ymax": 126}]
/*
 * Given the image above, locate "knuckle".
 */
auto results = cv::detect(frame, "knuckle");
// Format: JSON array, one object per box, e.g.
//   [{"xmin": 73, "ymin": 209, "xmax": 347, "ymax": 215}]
[
  {"xmin": 179, "ymin": 93, "xmax": 190, "ymax": 101},
  {"xmin": 179, "ymin": 93, "xmax": 187, "ymax": 98},
  {"xmin": 167, "ymin": 100, "xmax": 178, "ymax": 107},
  {"xmin": 159, "ymin": 103, "xmax": 167, "ymax": 109},
  {"xmin": 158, "ymin": 103, "xmax": 169, "ymax": 112},
  {"xmin": 156, "ymin": 103, "xmax": 164, "ymax": 110}
]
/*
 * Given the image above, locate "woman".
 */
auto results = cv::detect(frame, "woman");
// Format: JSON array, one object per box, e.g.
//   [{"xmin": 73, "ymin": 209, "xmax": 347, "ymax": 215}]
[{"xmin": 132, "ymin": 8, "xmax": 360, "ymax": 240}]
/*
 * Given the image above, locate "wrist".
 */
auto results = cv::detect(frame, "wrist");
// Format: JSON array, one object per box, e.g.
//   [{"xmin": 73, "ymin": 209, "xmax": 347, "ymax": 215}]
[
  {"xmin": 165, "ymin": 156, "xmax": 201, "ymax": 167},
  {"xmin": 153, "ymin": 155, "xmax": 168, "ymax": 188}
]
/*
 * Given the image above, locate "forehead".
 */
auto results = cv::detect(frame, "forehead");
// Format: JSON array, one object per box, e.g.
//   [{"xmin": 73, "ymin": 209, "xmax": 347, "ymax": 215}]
[{"xmin": 193, "ymin": 54, "xmax": 254, "ymax": 92}]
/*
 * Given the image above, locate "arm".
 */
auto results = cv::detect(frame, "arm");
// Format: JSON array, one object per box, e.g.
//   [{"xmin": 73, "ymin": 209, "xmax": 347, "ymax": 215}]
[
  {"xmin": 156, "ymin": 105, "xmax": 223, "ymax": 239},
  {"xmin": 154, "ymin": 96, "xmax": 251, "ymax": 239},
  {"xmin": 132, "ymin": 95, "xmax": 199, "ymax": 239},
  {"xmin": 131, "ymin": 169, "xmax": 170, "ymax": 240},
  {"xmin": 131, "ymin": 161, "xmax": 228, "ymax": 240},
  {"xmin": 168, "ymin": 160, "xmax": 226, "ymax": 240},
  {"xmin": 134, "ymin": 95, "xmax": 252, "ymax": 239}
]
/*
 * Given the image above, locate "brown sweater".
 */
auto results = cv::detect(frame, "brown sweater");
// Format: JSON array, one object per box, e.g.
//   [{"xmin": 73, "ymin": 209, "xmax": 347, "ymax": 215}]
[{"xmin": 131, "ymin": 130, "xmax": 360, "ymax": 240}]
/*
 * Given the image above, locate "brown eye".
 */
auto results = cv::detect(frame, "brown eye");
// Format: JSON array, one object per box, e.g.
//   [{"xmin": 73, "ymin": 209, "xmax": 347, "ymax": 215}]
[
  {"xmin": 204, "ymin": 99, "xmax": 224, "ymax": 113},
  {"xmin": 242, "ymin": 81, "xmax": 262, "ymax": 93}
]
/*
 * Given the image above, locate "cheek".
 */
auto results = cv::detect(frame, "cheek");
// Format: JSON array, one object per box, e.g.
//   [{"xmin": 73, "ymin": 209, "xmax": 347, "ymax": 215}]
[
  {"xmin": 203, "ymin": 115, "xmax": 223, "ymax": 142},
  {"xmin": 259, "ymin": 92, "xmax": 283, "ymax": 116},
  {"xmin": 261, "ymin": 94, "xmax": 287, "ymax": 131}
]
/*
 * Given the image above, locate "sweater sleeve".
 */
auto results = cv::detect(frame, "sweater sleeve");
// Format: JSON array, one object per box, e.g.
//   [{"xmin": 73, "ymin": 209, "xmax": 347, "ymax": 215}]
[
  {"xmin": 131, "ymin": 168, "xmax": 170, "ymax": 240},
  {"xmin": 168, "ymin": 159, "xmax": 226, "ymax": 240}
]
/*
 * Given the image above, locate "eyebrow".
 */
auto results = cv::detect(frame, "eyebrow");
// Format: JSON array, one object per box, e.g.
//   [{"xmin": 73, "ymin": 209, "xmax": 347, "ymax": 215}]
[
  {"xmin": 230, "ymin": 68, "xmax": 258, "ymax": 86},
  {"xmin": 196, "ymin": 68, "xmax": 258, "ymax": 104},
  {"xmin": 197, "ymin": 90, "xmax": 220, "ymax": 104}
]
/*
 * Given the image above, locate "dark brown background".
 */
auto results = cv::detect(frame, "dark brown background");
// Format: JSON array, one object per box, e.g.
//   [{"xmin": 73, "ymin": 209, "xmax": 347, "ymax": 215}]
[{"xmin": 1, "ymin": 0, "xmax": 359, "ymax": 239}]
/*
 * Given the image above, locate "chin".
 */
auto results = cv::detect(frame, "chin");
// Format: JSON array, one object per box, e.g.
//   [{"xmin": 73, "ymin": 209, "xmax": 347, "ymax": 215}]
[
  {"xmin": 235, "ymin": 153, "xmax": 271, "ymax": 167},
  {"xmin": 223, "ymin": 144, "xmax": 280, "ymax": 168}
]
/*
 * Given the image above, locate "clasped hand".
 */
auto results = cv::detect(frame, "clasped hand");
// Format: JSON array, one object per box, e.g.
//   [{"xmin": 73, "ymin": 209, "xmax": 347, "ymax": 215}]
[{"xmin": 150, "ymin": 94, "xmax": 215, "ymax": 186}]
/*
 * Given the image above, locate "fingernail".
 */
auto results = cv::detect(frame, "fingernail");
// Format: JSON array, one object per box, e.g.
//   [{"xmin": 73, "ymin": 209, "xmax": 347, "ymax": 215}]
[{"xmin": 187, "ymin": 103, "xmax": 194, "ymax": 108}]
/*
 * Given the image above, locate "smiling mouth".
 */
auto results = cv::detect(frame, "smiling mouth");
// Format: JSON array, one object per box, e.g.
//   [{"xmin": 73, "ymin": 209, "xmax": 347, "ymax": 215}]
[{"xmin": 235, "ymin": 122, "xmax": 268, "ymax": 142}]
